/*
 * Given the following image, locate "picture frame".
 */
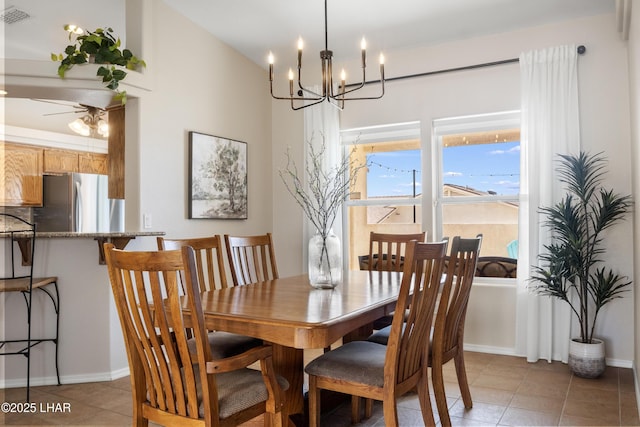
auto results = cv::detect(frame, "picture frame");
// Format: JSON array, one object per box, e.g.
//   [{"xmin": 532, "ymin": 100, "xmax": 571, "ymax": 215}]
[{"xmin": 188, "ymin": 131, "xmax": 248, "ymax": 219}]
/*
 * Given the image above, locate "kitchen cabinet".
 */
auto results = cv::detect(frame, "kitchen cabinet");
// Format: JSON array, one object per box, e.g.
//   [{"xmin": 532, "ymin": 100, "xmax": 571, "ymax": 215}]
[
  {"xmin": 43, "ymin": 149, "xmax": 107, "ymax": 175},
  {"xmin": 44, "ymin": 149, "xmax": 79, "ymax": 173},
  {"xmin": 1, "ymin": 142, "xmax": 44, "ymax": 206},
  {"xmin": 78, "ymin": 152, "xmax": 108, "ymax": 175}
]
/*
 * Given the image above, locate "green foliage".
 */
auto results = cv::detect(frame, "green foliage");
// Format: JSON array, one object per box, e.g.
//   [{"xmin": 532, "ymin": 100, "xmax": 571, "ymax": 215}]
[
  {"xmin": 51, "ymin": 25, "xmax": 146, "ymax": 105},
  {"xmin": 530, "ymin": 152, "xmax": 632, "ymax": 343}
]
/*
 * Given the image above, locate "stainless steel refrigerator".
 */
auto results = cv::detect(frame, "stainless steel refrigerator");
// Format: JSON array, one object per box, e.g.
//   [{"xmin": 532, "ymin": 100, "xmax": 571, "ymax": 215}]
[{"xmin": 33, "ymin": 173, "xmax": 124, "ymax": 232}]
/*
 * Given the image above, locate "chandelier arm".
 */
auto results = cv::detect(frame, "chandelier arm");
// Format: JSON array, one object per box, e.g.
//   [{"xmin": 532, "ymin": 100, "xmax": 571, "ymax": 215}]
[
  {"xmin": 296, "ymin": 66, "xmax": 324, "ymax": 98},
  {"xmin": 270, "ymin": 81, "xmax": 323, "ymax": 101},
  {"xmin": 330, "ymin": 90, "xmax": 385, "ymax": 101},
  {"xmin": 291, "ymin": 97, "xmax": 327, "ymax": 111},
  {"xmin": 333, "ymin": 66, "xmax": 385, "ymax": 100},
  {"xmin": 330, "ymin": 79, "xmax": 385, "ymax": 101}
]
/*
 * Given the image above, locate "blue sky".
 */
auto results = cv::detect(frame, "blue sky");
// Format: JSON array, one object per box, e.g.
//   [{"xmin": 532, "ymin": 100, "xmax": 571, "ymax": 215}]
[{"xmin": 366, "ymin": 141, "xmax": 520, "ymax": 197}]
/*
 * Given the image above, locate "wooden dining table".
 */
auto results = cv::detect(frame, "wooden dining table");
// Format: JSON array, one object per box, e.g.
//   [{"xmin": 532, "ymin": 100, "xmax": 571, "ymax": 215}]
[{"xmin": 180, "ymin": 269, "xmax": 403, "ymax": 423}]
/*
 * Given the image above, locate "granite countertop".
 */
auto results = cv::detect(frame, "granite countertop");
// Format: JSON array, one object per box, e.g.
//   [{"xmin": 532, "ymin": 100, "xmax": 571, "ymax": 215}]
[
  {"xmin": 35, "ymin": 231, "xmax": 165, "ymax": 238},
  {"xmin": 5, "ymin": 231, "xmax": 166, "ymax": 264}
]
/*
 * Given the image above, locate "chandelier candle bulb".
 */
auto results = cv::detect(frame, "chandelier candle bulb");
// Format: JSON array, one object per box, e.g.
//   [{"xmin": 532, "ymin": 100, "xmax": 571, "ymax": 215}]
[
  {"xmin": 288, "ymin": 68, "xmax": 295, "ymax": 95},
  {"xmin": 268, "ymin": 52, "xmax": 274, "ymax": 81},
  {"xmin": 361, "ymin": 37, "xmax": 367, "ymax": 67},
  {"xmin": 297, "ymin": 37, "xmax": 304, "ymax": 68}
]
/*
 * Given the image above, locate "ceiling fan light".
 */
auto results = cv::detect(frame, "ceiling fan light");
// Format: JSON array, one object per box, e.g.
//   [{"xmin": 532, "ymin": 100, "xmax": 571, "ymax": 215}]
[
  {"xmin": 97, "ymin": 120, "xmax": 109, "ymax": 137},
  {"xmin": 69, "ymin": 118, "xmax": 91, "ymax": 136}
]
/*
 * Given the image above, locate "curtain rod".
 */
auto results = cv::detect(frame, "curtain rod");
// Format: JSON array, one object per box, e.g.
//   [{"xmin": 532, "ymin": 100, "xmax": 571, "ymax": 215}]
[{"xmin": 347, "ymin": 44, "xmax": 586, "ymax": 88}]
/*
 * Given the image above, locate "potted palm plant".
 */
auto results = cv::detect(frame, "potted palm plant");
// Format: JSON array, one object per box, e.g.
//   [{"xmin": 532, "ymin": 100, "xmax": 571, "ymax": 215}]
[
  {"xmin": 530, "ymin": 151, "xmax": 632, "ymax": 378},
  {"xmin": 51, "ymin": 25, "xmax": 146, "ymax": 105}
]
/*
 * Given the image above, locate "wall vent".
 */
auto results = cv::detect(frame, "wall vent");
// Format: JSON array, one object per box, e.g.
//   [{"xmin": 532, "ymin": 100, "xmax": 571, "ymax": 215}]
[{"xmin": 1, "ymin": 6, "xmax": 30, "ymax": 24}]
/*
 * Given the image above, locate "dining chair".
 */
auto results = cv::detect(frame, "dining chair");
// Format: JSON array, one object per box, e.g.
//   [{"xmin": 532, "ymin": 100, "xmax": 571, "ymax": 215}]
[
  {"xmin": 367, "ymin": 234, "xmax": 482, "ymax": 426},
  {"xmin": 158, "ymin": 235, "xmax": 230, "ymax": 291},
  {"xmin": 224, "ymin": 233, "xmax": 279, "ymax": 286},
  {"xmin": 157, "ymin": 236, "xmax": 263, "ymax": 358},
  {"xmin": 305, "ymin": 240, "xmax": 447, "ymax": 427},
  {"xmin": 0, "ymin": 213, "xmax": 60, "ymax": 402},
  {"xmin": 363, "ymin": 231, "xmax": 426, "ymax": 330},
  {"xmin": 104, "ymin": 243, "xmax": 288, "ymax": 427},
  {"xmin": 429, "ymin": 234, "xmax": 482, "ymax": 426},
  {"xmin": 365, "ymin": 231, "xmax": 426, "ymax": 272}
]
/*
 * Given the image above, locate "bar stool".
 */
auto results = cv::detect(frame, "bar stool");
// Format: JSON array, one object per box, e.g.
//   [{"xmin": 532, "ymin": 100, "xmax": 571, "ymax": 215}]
[{"xmin": 0, "ymin": 213, "xmax": 60, "ymax": 401}]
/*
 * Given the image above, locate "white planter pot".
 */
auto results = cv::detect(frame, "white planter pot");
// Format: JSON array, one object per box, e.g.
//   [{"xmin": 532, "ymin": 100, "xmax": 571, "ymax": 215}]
[{"xmin": 568, "ymin": 338, "xmax": 605, "ymax": 378}]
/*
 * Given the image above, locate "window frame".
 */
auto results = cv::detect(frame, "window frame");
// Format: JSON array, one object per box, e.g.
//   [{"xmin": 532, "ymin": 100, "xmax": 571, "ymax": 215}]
[
  {"xmin": 433, "ymin": 111, "xmax": 520, "ymax": 282},
  {"xmin": 341, "ymin": 121, "xmax": 422, "ymax": 269}
]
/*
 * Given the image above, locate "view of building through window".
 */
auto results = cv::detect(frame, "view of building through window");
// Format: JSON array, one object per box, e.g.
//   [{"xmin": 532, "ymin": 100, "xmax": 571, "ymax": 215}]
[
  {"xmin": 437, "ymin": 119, "xmax": 520, "ymax": 268},
  {"xmin": 344, "ymin": 126, "xmax": 422, "ymax": 270},
  {"xmin": 343, "ymin": 115, "xmax": 519, "ymax": 276}
]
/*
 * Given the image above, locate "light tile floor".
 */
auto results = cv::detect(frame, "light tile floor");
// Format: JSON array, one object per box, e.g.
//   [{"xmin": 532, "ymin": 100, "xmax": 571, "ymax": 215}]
[{"xmin": 1, "ymin": 351, "xmax": 638, "ymax": 426}]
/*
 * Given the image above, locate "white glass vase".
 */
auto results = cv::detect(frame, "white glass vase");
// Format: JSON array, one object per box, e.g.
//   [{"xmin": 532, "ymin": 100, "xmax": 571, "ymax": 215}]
[{"xmin": 308, "ymin": 229, "xmax": 342, "ymax": 289}]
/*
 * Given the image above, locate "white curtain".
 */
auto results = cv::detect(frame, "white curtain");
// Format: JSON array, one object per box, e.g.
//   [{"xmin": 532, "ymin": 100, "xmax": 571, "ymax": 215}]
[
  {"xmin": 516, "ymin": 45, "xmax": 580, "ymax": 363},
  {"xmin": 303, "ymin": 95, "xmax": 341, "ymax": 260}
]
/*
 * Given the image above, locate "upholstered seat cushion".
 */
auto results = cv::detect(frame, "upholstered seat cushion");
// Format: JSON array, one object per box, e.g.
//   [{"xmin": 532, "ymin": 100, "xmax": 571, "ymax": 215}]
[
  {"xmin": 207, "ymin": 368, "xmax": 289, "ymax": 419},
  {"xmin": 187, "ymin": 331, "xmax": 263, "ymax": 359},
  {"xmin": 367, "ymin": 323, "xmax": 420, "ymax": 346},
  {"xmin": 176, "ymin": 365, "xmax": 289, "ymax": 419},
  {"xmin": 304, "ymin": 341, "xmax": 387, "ymax": 387},
  {"xmin": 367, "ymin": 325, "xmax": 391, "ymax": 345}
]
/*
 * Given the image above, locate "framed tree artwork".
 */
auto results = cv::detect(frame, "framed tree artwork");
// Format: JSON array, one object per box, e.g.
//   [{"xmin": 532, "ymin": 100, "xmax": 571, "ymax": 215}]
[{"xmin": 189, "ymin": 131, "xmax": 248, "ymax": 219}]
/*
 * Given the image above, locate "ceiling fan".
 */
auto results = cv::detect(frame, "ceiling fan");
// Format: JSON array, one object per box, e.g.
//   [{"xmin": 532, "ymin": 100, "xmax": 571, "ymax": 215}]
[{"xmin": 33, "ymin": 99, "xmax": 109, "ymax": 138}]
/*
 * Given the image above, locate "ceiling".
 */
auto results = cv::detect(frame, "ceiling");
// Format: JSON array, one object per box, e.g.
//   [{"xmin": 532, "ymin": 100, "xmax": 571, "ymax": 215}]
[
  {"xmin": 2, "ymin": 0, "xmax": 615, "ymax": 137},
  {"xmin": 162, "ymin": 0, "xmax": 614, "ymax": 66}
]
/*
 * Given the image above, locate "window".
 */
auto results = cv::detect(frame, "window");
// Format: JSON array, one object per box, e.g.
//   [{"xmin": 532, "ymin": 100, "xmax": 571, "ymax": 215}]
[
  {"xmin": 433, "ymin": 112, "xmax": 520, "ymax": 273},
  {"xmin": 342, "ymin": 122, "xmax": 422, "ymax": 270}
]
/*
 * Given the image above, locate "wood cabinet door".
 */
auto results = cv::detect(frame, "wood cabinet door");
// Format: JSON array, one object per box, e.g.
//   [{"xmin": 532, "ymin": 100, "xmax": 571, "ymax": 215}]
[
  {"xmin": 44, "ymin": 149, "xmax": 79, "ymax": 173},
  {"xmin": 1, "ymin": 143, "xmax": 43, "ymax": 206},
  {"xmin": 78, "ymin": 152, "xmax": 108, "ymax": 175}
]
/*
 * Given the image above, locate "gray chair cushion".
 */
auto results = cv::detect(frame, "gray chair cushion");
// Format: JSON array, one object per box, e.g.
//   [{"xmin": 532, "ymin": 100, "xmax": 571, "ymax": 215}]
[
  {"xmin": 188, "ymin": 331, "xmax": 263, "ymax": 359},
  {"xmin": 211, "ymin": 368, "xmax": 289, "ymax": 419},
  {"xmin": 367, "ymin": 325, "xmax": 391, "ymax": 345},
  {"xmin": 367, "ymin": 324, "xmax": 430, "ymax": 346},
  {"xmin": 304, "ymin": 341, "xmax": 387, "ymax": 387},
  {"xmin": 181, "ymin": 365, "xmax": 289, "ymax": 419}
]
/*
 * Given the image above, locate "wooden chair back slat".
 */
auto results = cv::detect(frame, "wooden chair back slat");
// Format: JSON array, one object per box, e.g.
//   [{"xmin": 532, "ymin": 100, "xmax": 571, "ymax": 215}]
[
  {"xmin": 385, "ymin": 240, "xmax": 447, "ymax": 386},
  {"xmin": 367, "ymin": 232, "xmax": 426, "ymax": 272},
  {"xmin": 105, "ymin": 245, "xmax": 209, "ymax": 421},
  {"xmin": 224, "ymin": 233, "xmax": 279, "ymax": 286},
  {"xmin": 157, "ymin": 235, "xmax": 229, "ymax": 291},
  {"xmin": 436, "ymin": 235, "xmax": 482, "ymax": 354},
  {"xmin": 430, "ymin": 234, "xmax": 482, "ymax": 426}
]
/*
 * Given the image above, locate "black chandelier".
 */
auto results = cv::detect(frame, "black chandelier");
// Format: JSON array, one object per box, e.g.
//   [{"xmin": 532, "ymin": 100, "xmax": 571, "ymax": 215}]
[{"xmin": 268, "ymin": 0, "xmax": 385, "ymax": 111}]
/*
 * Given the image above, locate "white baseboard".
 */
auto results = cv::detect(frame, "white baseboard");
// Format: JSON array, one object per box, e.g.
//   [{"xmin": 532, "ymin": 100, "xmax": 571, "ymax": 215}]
[
  {"xmin": 463, "ymin": 344, "xmax": 633, "ymax": 369},
  {"xmin": 463, "ymin": 343, "xmax": 518, "ymax": 356},
  {"xmin": 0, "ymin": 367, "xmax": 130, "ymax": 389},
  {"xmin": 606, "ymin": 358, "xmax": 633, "ymax": 369}
]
